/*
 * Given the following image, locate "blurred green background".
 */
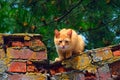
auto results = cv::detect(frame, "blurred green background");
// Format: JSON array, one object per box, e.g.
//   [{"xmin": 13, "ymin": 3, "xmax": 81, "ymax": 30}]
[{"xmin": 0, "ymin": 0, "xmax": 120, "ymax": 60}]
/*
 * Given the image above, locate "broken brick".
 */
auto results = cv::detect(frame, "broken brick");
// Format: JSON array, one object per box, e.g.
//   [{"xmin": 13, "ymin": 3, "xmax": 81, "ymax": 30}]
[
  {"xmin": 26, "ymin": 61, "xmax": 33, "ymax": 65},
  {"xmin": 7, "ymin": 48, "xmax": 47, "ymax": 60},
  {"xmin": 36, "ymin": 51, "xmax": 47, "ymax": 60},
  {"xmin": 24, "ymin": 41, "xmax": 32, "ymax": 47},
  {"xmin": 96, "ymin": 64, "xmax": 112, "ymax": 80},
  {"xmin": 8, "ymin": 74, "xmax": 23, "ymax": 80},
  {"xmin": 113, "ymin": 50, "xmax": 120, "ymax": 56},
  {"xmin": 90, "ymin": 48, "xmax": 113, "ymax": 62},
  {"xmin": 8, "ymin": 73, "xmax": 47, "ymax": 80},
  {"xmin": 8, "ymin": 62, "xmax": 26, "ymax": 73},
  {"xmin": 62, "ymin": 54, "xmax": 91, "ymax": 70},
  {"xmin": 12, "ymin": 41, "xmax": 24, "ymax": 47},
  {"xmin": 27, "ymin": 65, "xmax": 37, "ymax": 72}
]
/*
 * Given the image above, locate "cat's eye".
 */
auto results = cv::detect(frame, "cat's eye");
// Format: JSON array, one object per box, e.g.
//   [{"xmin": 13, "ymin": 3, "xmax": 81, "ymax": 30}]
[
  {"xmin": 65, "ymin": 40, "xmax": 69, "ymax": 43},
  {"xmin": 59, "ymin": 40, "xmax": 62, "ymax": 43}
]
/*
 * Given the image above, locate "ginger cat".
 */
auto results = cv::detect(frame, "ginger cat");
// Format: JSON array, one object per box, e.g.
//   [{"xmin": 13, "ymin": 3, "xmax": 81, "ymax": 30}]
[{"xmin": 54, "ymin": 28, "xmax": 85, "ymax": 61}]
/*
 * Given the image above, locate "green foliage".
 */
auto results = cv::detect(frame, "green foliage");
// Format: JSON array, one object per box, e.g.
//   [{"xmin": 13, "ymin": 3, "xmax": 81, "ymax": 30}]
[{"xmin": 0, "ymin": 0, "xmax": 120, "ymax": 60}]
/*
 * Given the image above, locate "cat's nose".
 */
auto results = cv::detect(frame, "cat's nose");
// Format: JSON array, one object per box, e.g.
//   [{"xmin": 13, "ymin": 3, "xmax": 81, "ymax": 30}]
[{"xmin": 62, "ymin": 46, "xmax": 65, "ymax": 49}]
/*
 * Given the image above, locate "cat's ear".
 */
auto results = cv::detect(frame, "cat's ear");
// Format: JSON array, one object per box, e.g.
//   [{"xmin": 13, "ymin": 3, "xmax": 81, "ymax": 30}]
[
  {"xmin": 54, "ymin": 29, "xmax": 60, "ymax": 38},
  {"xmin": 67, "ymin": 29, "xmax": 72, "ymax": 38}
]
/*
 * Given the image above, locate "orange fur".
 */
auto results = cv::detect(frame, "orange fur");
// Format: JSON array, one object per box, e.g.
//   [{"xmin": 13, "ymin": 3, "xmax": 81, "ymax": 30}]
[{"xmin": 54, "ymin": 28, "xmax": 85, "ymax": 61}]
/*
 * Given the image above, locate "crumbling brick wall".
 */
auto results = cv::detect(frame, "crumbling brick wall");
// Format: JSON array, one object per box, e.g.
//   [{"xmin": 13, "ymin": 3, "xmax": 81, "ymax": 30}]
[
  {"xmin": 50, "ymin": 44, "xmax": 120, "ymax": 80},
  {"xmin": 0, "ymin": 34, "xmax": 47, "ymax": 80},
  {"xmin": 0, "ymin": 33, "xmax": 120, "ymax": 80}
]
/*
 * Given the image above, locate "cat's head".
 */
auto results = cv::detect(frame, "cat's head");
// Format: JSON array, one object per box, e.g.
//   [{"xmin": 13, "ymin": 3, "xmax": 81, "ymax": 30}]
[{"xmin": 54, "ymin": 29, "xmax": 72, "ymax": 50}]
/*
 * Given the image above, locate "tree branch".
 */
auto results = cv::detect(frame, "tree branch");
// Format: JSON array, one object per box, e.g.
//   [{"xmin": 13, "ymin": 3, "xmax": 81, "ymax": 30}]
[
  {"xmin": 55, "ymin": 0, "xmax": 83, "ymax": 22},
  {"xmin": 42, "ymin": 0, "xmax": 83, "ymax": 26}
]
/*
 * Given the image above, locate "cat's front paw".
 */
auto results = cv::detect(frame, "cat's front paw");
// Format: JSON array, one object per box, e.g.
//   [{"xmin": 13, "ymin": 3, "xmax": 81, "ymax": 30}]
[{"xmin": 55, "ymin": 58, "xmax": 62, "ymax": 62}]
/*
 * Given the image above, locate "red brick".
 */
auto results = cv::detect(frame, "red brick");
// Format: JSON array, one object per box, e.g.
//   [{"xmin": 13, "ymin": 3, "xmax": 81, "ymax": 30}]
[
  {"xmin": 113, "ymin": 50, "xmax": 120, "ymax": 56},
  {"xmin": 31, "ymin": 39, "xmax": 45, "ymax": 46},
  {"xmin": 8, "ymin": 73, "xmax": 47, "ymax": 80},
  {"xmin": 26, "ymin": 61, "xmax": 32, "ymax": 65},
  {"xmin": 8, "ymin": 74, "xmax": 23, "ymax": 80},
  {"xmin": 27, "ymin": 65, "xmax": 36, "ymax": 72},
  {"xmin": 7, "ymin": 48, "xmax": 47, "ymax": 60},
  {"xmin": 21, "ymin": 49, "xmax": 34, "ymax": 59},
  {"xmin": 26, "ymin": 61, "xmax": 37, "ymax": 72},
  {"xmin": 8, "ymin": 62, "xmax": 26, "ymax": 73},
  {"xmin": 24, "ymin": 41, "xmax": 32, "ymax": 47},
  {"xmin": 36, "ymin": 51, "xmax": 47, "ymax": 60},
  {"xmin": 7, "ymin": 48, "xmax": 28, "ymax": 59},
  {"xmin": 12, "ymin": 41, "xmax": 24, "ymax": 47},
  {"xmin": 96, "ymin": 64, "xmax": 112, "ymax": 80}
]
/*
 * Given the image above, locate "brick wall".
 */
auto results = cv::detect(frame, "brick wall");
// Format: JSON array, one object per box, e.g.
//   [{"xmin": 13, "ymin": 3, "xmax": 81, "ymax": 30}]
[
  {"xmin": 0, "ymin": 33, "xmax": 120, "ymax": 80},
  {"xmin": 0, "ymin": 34, "xmax": 47, "ymax": 80},
  {"xmin": 50, "ymin": 44, "xmax": 120, "ymax": 80}
]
